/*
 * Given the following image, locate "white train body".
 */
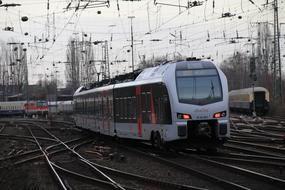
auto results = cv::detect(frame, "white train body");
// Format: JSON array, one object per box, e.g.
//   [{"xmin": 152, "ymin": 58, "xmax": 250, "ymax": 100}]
[{"xmin": 73, "ymin": 60, "xmax": 230, "ymax": 148}]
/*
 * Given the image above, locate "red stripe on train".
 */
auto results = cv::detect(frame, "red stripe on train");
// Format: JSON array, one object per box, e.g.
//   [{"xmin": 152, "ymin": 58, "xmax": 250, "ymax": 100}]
[
  {"xmin": 150, "ymin": 89, "xmax": 156, "ymax": 128},
  {"xmin": 136, "ymin": 86, "xmax": 142, "ymax": 137}
]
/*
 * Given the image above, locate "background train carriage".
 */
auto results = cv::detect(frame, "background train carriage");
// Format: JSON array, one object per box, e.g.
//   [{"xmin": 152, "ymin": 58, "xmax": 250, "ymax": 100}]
[
  {"xmin": 74, "ymin": 60, "xmax": 230, "ymax": 149},
  {"xmin": 25, "ymin": 100, "xmax": 49, "ymax": 117},
  {"xmin": 0, "ymin": 101, "xmax": 26, "ymax": 116},
  {"xmin": 48, "ymin": 100, "xmax": 73, "ymax": 114},
  {"xmin": 229, "ymin": 87, "xmax": 269, "ymax": 115}
]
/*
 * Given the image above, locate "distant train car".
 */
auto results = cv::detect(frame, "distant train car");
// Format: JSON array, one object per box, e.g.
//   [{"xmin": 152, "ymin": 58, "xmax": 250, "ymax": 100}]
[
  {"xmin": 25, "ymin": 100, "xmax": 49, "ymax": 117},
  {"xmin": 48, "ymin": 100, "xmax": 73, "ymax": 114},
  {"xmin": 74, "ymin": 60, "xmax": 230, "ymax": 149},
  {"xmin": 229, "ymin": 87, "xmax": 269, "ymax": 115},
  {"xmin": 0, "ymin": 101, "xmax": 26, "ymax": 116}
]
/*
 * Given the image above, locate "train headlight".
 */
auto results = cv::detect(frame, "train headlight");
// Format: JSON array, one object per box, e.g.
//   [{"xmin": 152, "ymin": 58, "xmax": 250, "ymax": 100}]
[
  {"xmin": 213, "ymin": 111, "xmax": 227, "ymax": 118},
  {"xmin": 177, "ymin": 113, "xmax": 191, "ymax": 120}
]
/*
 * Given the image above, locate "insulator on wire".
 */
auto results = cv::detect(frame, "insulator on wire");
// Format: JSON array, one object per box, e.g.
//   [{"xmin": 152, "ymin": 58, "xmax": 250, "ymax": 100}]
[{"xmin": 21, "ymin": 16, "xmax": 28, "ymax": 22}]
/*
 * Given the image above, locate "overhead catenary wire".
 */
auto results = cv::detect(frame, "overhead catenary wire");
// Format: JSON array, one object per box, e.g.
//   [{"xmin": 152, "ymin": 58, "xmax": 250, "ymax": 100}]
[{"xmin": 0, "ymin": 0, "xmax": 284, "ymax": 77}]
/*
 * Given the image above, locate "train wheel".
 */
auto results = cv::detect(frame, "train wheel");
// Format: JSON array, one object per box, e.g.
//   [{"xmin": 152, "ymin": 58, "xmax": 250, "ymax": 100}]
[
  {"xmin": 151, "ymin": 132, "xmax": 162, "ymax": 149},
  {"xmin": 206, "ymin": 147, "xmax": 218, "ymax": 153}
]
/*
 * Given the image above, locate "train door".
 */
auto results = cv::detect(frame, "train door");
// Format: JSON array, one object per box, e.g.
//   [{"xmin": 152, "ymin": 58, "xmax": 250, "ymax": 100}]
[{"xmin": 254, "ymin": 91, "xmax": 265, "ymax": 110}]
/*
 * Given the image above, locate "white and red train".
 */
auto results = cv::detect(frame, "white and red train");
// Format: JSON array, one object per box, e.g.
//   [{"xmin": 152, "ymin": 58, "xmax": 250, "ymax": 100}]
[
  {"xmin": 73, "ymin": 60, "xmax": 230, "ymax": 149},
  {"xmin": 0, "ymin": 100, "xmax": 48, "ymax": 117}
]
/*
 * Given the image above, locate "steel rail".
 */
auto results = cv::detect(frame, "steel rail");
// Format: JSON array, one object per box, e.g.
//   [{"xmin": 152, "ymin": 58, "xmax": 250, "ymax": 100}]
[
  {"xmin": 86, "ymin": 155, "xmax": 207, "ymax": 190},
  {"xmin": 185, "ymin": 154, "xmax": 285, "ymax": 188},
  {"xmin": 51, "ymin": 162, "xmax": 134, "ymax": 190},
  {"xmin": 120, "ymin": 145, "xmax": 250, "ymax": 190},
  {"xmin": 230, "ymin": 130, "xmax": 284, "ymax": 139},
  {"xmin": 28, "ymin": 121, "xmax": 126, "ymax": 190},
  {"xmin": 223, "ymin": 144, "xmax": 284, "ymax": 157},
  {"xmin": 10, "ymin": 118, "xmax": 75, "ymax": 127},
  {"xmin": 230, "ymin": 135, "xmax": 284, "ymax": 143},
  {"xmin": 0, "ymin": 133, "xmax": 57, "ymax": 142},
  {"xmin": 205, "ymin": 156, "xmax": 285, "ymax": 168},
  {"xmin": 45, "ymin": 136, "xmax": 90, "ymax": 152},
  {"xmin": 70, "ymin": 141, "xmax": 208, "ymax": 190},
  {"xmin": 0, "ymin": 149, "xmax": 40, "ymax": 162},
  {"xmin": 0, "ymin": 140, "xmax": 93, "ymax": 169},
  {"xmin": 0, "ymin": 126, "xmax": 4, "ymax": 133},
  {"xmin": 231, "ymin": 126, "xmax": 284, "ymax": 138},
  {"xmin": 27, "ymin": 127, "xmax": 68, "ymax": 190},
  {"xmin": 209, "ymin": 152, "xmax": 285, "ymax": 163},
  {"xmin": 239, "ymin": 118, "xmax": 284, "ymax": 137},
  {"xmin": 228, "ymin": 140, "xmax": 285, "ymax": 155},
  {"xmin": 0, "ymin": 136, "xmax": 89, "ymax": 162}
]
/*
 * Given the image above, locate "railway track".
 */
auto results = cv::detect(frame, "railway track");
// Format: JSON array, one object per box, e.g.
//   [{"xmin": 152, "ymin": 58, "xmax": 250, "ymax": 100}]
[
  {"xmin": 26, "ymin": 121, "xmax": 127, "ymax": 190},
  {"xmin": 119, "ymin": 142, "xmax": 274, "ymax": 190},
  {"xmin": 1, "ymin": 119, "xmax": 209, "ymax": 190},
  {"xmin": 2, "ymin": 117, "xmax": 285, "ymax": 189},
  {"xmin": 30, "ymin": 121, "xmax": 208, "ymax": 190},
  {"xmin": 126, "ymin": 142, "xmax": 285, "ymax": 190}
]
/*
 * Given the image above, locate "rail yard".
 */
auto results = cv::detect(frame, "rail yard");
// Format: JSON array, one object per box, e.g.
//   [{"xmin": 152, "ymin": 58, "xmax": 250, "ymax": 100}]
[
  {"xmin": 1, "ymin": 1, "xmax": 285, "ymax": 190},
  {"xmin": 0, "ymin": 114, "xmax": 284, "ymax": 190}
]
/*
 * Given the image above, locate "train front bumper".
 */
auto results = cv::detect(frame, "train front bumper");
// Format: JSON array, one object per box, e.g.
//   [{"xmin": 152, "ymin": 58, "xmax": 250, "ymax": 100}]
[{"xmin": 175, "ymin": 119, "xmax": 230, "ymax": 139}]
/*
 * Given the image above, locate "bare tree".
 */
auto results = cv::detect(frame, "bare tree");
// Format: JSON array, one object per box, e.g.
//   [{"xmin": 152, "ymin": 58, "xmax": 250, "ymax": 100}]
[
  {"xmin": 65, "ymin": 36, "xmax": 96, "ymax": 92},
  {"xmin": 0, "ymin": 39, "xmax": 27, "ymax": 100}
]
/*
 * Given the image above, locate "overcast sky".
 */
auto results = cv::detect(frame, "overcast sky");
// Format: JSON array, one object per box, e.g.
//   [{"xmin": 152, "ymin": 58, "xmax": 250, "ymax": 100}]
[{"xmin": 0, "ymin": 0, "xmax": 284, "ymax": 85}]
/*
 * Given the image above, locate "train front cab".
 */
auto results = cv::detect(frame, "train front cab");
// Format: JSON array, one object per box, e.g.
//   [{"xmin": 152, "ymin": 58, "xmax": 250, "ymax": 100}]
[{"xmin": 167, "ymin": 61, "xmax": 229, "ymax": 149}]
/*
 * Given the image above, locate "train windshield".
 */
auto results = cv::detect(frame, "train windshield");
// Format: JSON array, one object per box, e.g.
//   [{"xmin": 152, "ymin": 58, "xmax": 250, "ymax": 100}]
[{"xmin": 176, "ymin": 69, "xmax": 222, "ymax": 105}]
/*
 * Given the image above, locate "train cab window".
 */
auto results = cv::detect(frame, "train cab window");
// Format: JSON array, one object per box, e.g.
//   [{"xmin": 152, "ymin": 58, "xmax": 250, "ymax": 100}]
[{"xmin": 176, "ymin": 69, "xmax": 222, "ymax": 105}]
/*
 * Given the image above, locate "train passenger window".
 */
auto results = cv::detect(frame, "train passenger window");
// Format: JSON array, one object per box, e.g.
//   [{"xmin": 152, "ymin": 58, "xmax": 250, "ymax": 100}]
[
  {"xmin": 119, "ymin": 98, "xmax": 122, "ymax": 119},
  {"xmin": 123, "ymin": 97, "xmax": 128, "ymax": 119},
  {"xmin": 132, "ymin": 96, "xmax": 136, "ymax": 119},
  {"xmin": 145, "ymin": 92, "xmax": 151, "ymax": 123},
  {"xmin": 127, "ymin": 97, "xmax": 130, "ymax": 120},
  {"xmin": 115, "ymin": 98, "xmax": 119, "ymax": 117}
]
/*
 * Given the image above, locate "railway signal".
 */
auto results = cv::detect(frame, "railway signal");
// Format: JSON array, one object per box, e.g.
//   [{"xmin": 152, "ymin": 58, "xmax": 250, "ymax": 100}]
[{"xmin": 249, "ymin": 57, "xmax": 257, "ymax": 81}]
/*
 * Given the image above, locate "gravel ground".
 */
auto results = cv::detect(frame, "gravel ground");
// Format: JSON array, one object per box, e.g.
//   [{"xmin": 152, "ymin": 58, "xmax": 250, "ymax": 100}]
[
  {"xmin": 1, "ymin": 116, "xmax": 285, "ymax": 190},
  {"xmin": 79, "ymin": 141, "xmax": 221, "ymax": 190},
  {"xmin": 170, "ymin": 154, "xmax": 285, "ymax": 190}
]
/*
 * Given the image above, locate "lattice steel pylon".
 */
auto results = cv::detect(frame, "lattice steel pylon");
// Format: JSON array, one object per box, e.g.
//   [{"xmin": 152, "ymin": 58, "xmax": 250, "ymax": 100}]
[
  {"xmin": 102, "ymin": 41, "xmax": 110, "ymax": 80},
  {"xmin": 273, "ymin": 0, "xmax": 282, "ymax": 102}
]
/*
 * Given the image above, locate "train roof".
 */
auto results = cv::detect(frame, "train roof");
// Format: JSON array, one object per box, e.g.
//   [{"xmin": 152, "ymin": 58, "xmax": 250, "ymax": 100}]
[
  {"xmin": 229, "ymin": 87, "xmax": 269, "ymax": 96},
  {"xmin": 74, "ymin": 59, "xmax": 219, "ymax": 96},
  {"xmin": 132, "ymin": 60, "xmax": 217, "ymax": 81}
]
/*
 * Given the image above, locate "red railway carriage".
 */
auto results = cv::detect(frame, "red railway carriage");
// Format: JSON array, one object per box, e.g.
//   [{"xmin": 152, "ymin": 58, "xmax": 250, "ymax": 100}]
[{"xmin": 25, "ymin": 100, "xmax": 49, "ymax": 116}]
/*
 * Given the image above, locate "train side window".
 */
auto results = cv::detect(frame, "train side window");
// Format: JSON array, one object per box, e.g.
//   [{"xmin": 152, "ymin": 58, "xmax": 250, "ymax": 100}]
[
  {"xmin": 129, "ymin": 97, "xmax": 133, "ymax": 120},
  {"xmin": 109, "ymin": 96, "xmax": 111, "ymax": 117},
  {"xmin": 83, "ymin": 97, "xmax": 86, "ymax": 114},
  {"xmin": 119, "ymin": 98, "xmax": 123, "ymax": 120},
  {"xmin": 115, "ymin": 98, "xmax": 119, "ymax": 118},
  {"xmin": 126, "ymin": 97, "xmax": 131, "ymax": 120},
  {"xmin": 123, "ymin": 97, "xmax": 127, "ymax": 120},
  {"xmin": 106, "ymin": 96, "xmax": 108, "ymax": 117},
  {"xmin": 90, "ymin": 97, "xmax": 93, "ymax": 114},
  {"xmin": 81, "ymin": 97, "xmax": 84, "ymax": 114},
  {"xmin": 146, "ymin": 92, "xmax": 151, "ymax": 123},
  {"xmin": 132, "ymin": 96, "xmax": 136, "ymax": 120}
]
